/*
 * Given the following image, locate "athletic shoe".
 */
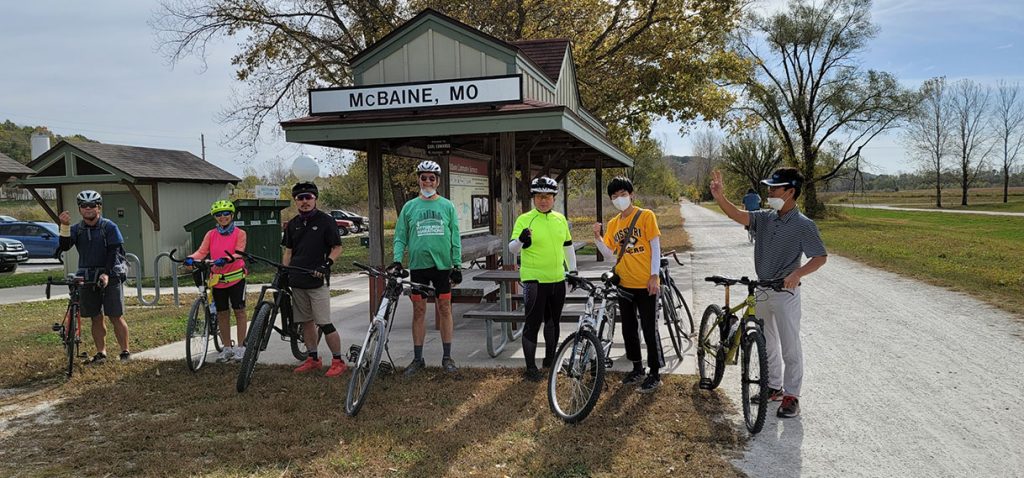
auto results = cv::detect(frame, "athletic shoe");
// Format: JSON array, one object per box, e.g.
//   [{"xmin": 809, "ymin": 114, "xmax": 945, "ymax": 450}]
[
  {"xmin": 119, "ymin": 351, "xmax": 131, "ymax": 362},
  {"xmin": 403, "ymin": 358, "xmax": 425, "ymax": 377},
  {"xmin": 637, "ymin": 374, "xmax": 662, "ymax": 394},
  {"xmin": 442, "ymin": 357, "xmax": 458, "ymax": 373},
  {"xmin": 232, "ymin": 346, "xmax": 246, "ymax": 362},
  {"xmin": 215, "ymin": 347, "xmax": 234, "ymax": 363},
  {"xmin": 777, "ymin": 396, "xmax": 800, "ymax": 418},
  {"xmin": 621, "ymin": 369, "xmax": 645, "ymax": 386},
  {"xmin": 751, "ymin": 387, "xmax": 785, "ymax": 403},
  {"xmin": 523, "ymin": 367, "xmax": 544, "ymax": 382},
  {"xmin": 325, "ymin": 358, "xmax": 348, "ymax": 377},
  {"xmin": 85, "ymin": 353, "xmax": 107, "ymax": 365},
  {"xmin": 293, "ymin": 357, "xmax": 322, "ymax": 373}
]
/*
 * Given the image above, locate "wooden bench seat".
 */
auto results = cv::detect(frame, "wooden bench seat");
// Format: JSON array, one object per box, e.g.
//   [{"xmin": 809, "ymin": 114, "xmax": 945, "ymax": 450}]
[{"xmin": 461, "ymin": 303, "xmax": 586, "ymax": 323}]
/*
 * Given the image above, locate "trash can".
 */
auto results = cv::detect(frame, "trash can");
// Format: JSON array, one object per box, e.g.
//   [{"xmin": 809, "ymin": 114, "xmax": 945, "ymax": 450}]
[{"xmin": 183, "ymin": 199, "xmax": 290, "ymax": 271}]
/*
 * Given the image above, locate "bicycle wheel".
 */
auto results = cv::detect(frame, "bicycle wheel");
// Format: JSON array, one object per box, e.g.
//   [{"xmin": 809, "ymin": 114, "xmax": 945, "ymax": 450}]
[
  {"xmin": 741, "ymin": 329, "xmax": 769, "ymax": 434},
  {"xmin": 660, "ymin": 290, "xmax": 684, "ymax": 360},
  {"xmin": 211, "ymin": 311, "xmax": 224, "ymax": 352},
  {"xmin": 64, "ymin": 306, "xmax": 78, "ymax": 378},
  {"xmin": 548, "ymin": 330, "xmax": 604, "ymax": 424},
  {"xmin": 345, "ymin": 322, "xmax": 384, "ymax": 417},
  {"xmin": 670, "ymin": 280, "xmax": 695, "ymax": 337},
  {"xmin": 185, "ymin": 298, "xmax": 210, "ymax": 372},
  {"xmin": 236, "ymin": 301, "xmax": 273, "ymax": 392},
  {"xmin": 289, "ymin": 322, "xmax": 325, "ymax": 362},
  {"xmin": 697, "ymin": 305, "xmax": 727, "ymax": 390}
]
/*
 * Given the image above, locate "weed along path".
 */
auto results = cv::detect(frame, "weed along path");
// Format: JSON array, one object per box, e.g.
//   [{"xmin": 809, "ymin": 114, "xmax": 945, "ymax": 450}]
[
  {"xmin": 681, "ymin": 200, "xmax": 1024, "ymax": 477},
  {"xmin": 831, "ymin": 203, "xmax": 1024, "ymax": 217}
]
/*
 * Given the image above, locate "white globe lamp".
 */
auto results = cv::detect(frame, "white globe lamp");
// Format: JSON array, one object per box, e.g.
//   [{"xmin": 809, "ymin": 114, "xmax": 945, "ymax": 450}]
[{"xmin": 292, "ymin": 154, "xmax": 319, "ymax": 181}]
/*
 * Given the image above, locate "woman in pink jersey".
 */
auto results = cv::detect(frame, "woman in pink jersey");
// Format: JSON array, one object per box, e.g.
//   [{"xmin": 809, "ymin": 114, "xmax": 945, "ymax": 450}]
[{"xmin": 186, "ymin": 200, "xmax": 249, "ymax": 363}]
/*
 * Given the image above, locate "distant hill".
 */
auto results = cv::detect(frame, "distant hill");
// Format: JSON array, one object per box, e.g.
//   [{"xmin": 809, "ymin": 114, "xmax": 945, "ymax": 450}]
[
  {"xmin": 664, "ymin": 154, "xmax": 704, "ymax": 183},
  {"xmin": 0, "ymin": 120, "xmax": 98, "ymax": 164}
]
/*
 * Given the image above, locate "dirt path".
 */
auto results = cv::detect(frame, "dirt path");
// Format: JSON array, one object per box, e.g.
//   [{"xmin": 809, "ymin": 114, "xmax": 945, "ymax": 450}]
[{"xmin": 681, "ymin": 201, "xmax": 1024, "ymax": 477}]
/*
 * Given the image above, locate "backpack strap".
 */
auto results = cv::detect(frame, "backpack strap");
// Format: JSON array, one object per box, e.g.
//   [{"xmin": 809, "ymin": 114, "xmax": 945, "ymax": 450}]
[{"xmin": 613, "ymin": 208, "xmax": 645, "ymax": 267}]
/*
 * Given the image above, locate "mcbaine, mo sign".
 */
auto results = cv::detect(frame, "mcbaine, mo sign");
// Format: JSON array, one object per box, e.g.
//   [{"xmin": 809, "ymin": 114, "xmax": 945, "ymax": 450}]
[{"xmin": 309, "ymin": 75, "xmax": 522, "ymax": 115}]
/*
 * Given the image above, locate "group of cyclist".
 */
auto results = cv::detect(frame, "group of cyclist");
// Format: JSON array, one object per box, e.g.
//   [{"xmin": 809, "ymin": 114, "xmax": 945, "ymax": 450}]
[{"xmin": 55, "ymin": 160, "xmax": 826, "ymax": 416}]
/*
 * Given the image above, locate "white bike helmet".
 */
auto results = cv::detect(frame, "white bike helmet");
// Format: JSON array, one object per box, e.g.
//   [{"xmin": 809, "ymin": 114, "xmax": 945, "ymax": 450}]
[
  {"xmin": 76, "ymin": 190, "xmax": 102, "ymax": 205},
  {"xmin": 530, "ymin": 176, "xmax": 559, "ymax": 195},
  {"xmin": 416, "ymin": 160, "xmax": 442, "ymax": 174}
]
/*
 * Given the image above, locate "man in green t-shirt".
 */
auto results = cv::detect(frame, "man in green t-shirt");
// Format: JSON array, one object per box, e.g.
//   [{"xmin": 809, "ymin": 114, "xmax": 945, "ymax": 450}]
[
  {"xmin": 393, "ymin": 160, "xmax": 462, "ymax": 376},
  {"xmin": 509, "ymin": 176, "xmax": 578, "ymax": 381}
]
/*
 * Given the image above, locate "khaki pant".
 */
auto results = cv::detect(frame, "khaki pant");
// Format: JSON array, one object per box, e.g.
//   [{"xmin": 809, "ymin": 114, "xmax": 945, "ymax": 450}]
[{"xmin": 290, "ymin": 285, "xmax": 331, "ymax": 325}]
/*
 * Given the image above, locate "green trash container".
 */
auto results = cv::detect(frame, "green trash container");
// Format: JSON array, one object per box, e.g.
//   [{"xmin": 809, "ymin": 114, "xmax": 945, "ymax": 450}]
[{"xmin": 183, "ymin": 199, "xmax": 290, "ymax": 272}]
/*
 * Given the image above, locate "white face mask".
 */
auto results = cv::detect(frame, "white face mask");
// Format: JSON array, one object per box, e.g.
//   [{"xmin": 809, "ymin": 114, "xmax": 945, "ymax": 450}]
[
  {"xmin": 612, "ymin": 196, "xmax": 631, "ymax": 211},
  {"xmin": 767, "ymin": 197, "xmax": 785, "ymax": 210},
  {"xmin": 420, "ymin": 188, "xmax": 436, "ymax": 198}
]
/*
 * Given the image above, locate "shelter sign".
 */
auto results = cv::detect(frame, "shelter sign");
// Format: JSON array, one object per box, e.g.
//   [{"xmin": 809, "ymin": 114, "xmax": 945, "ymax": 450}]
[
  {"xmin": 449, "ymin": 156, "xmax": 490, "ymax": 236},
  {"xmin": 310, "ymin": 75, "xmax": 522, "ymax": 115}
]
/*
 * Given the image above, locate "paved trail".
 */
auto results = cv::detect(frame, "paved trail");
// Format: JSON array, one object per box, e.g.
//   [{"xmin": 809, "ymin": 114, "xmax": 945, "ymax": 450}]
[{"xmin": 682, "ymin": 201, "xmax": 1024, "ymax": 478}]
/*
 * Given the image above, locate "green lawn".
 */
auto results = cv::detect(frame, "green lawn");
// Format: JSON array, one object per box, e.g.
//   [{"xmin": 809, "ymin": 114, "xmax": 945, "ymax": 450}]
[
  {"xmin": 817, "ymin": 208, "xmax": 1024, "ymax": 315},
  {"xmin": 0, "ymin": 270, "xmax": 63, "ymax": 289}
]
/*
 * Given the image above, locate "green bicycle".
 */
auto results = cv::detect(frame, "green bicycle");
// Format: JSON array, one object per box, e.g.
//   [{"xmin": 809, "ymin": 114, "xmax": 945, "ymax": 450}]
[{"xmin": 697, "ymin": 275, "xmax": 787, "ymax": 434}]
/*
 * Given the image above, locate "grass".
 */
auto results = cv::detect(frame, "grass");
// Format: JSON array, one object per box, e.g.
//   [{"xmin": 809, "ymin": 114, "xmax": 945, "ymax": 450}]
[
  {"xmin": 0, "ymin": 364, "xmax": 745, "ymax": 477},
  {"xmin": 570, "ymin": 201, "xmax": 692, "ymax": 254},
  {"xmin": 0, "ymin": 269, "xmax": 63, "ymax": 289},
  {"xmin": 816, "ymin": 208, "xmax": 1024, "ymax": 315},
  {"xmin": 823, "ymin": 186, "xmax": 1024, "ymax": 212}
]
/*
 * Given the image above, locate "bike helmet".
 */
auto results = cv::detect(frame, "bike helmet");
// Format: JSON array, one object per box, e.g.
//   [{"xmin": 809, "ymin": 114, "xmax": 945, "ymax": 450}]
[
  {"xmin": 416, "ymin": 160, "xmax": 442, "ymax": 174},
  {"xmin": 76, "ymin": 190, "xmax": 102, "ymax": 205},
  {"xmin": 530, "ymin": 176, "xmax": 559, "ymax": 195},
  {"xmin": 210, "ymin": 200, "xmax": 235, "ymax": 216},
  {"xmin": 291, "ymin": 181, "xmax": 319, "ymax": 198}
]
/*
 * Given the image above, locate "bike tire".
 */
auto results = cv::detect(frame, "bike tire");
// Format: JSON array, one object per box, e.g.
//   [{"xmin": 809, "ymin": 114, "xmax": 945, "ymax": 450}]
[
  {"xmin": 548, "ymin": 330, "xmax": 605, "ymax": 424},
  {"xmin": 741, "ymin": 329, "xmax": 769, "ymax": 434},
  {"xmin": 185, "ymin": 298, "xmax": 210, "ymax": 372},
  {"xmin": 211, "ymin": 310, "xmax": 224, "ymax": 352},
  {"xmin": 345, "ymin": 322, "xmax": 384, "ymax": 417},
  {"xmin": 661, "ymin": 290, "xmax": 684, "ymax": 360},
  {"xmin": 289, "ymin": 323, "xmax": 325, "ymax": 362},
  {"xmin": 65, "ymin": 306, "xmax": 78, "ymax": 378},
  {"xmin": 697, "ymin": 304, "xmax": 727, "ymax": 390},
  {"xmin": 670, "ymin": 280, "xmax": 695, "ymax": 337},
  {"xmin": 236, "ymin": 302, "xmax": 273, "ymax": 393}
]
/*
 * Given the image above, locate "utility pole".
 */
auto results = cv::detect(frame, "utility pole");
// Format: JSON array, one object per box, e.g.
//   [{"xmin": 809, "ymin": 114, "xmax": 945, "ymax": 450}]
[{"xmin": 201, "ymin": 134, "xmax": 206, "ymax": 161}]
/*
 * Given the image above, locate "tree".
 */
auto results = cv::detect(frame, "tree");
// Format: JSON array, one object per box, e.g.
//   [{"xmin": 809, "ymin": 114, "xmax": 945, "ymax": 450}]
[
  {"xmin": 0, "ymin": 121, "xmax": 99, "ymax": 164},
  {"xmin": 904, "ymin": 77, "xmax": 952, "ymax": 208},
  {"xmin": 153, "ymin": 0, "xmax": 748, "ymax": 154},
  {"xmin": 735, "ymin": 0, "xmax": 918, "ymax": 217},
  {"xmin": 720, "ymin": 129, "xmax": 782, "ymax": 195},
  {"xmin": 991, "ymin": 80, "xmax": 1024, "ymax": 203},
  {"xmin": 949, "ymin": 79, "xmax": 992, "ymax": 206},
  {"xmin": 690, "ymin": 130, "xmax": 723, "ymax": 200}
]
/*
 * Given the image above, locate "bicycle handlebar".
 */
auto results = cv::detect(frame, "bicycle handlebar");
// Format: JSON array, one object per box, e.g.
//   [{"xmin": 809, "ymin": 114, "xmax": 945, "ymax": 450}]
[
  {"xmin": 234, "ymin": 250, "xmax": 317, "ymax": 276},
  {"xmin": 704, "ymin": 275, "xmax": 787, "ymax": 291},
  {"xmin": 565, "ymin": 273, "xmax": 633, "ymax": 300},
  {"xmin": 45, "ymin": 275, "xmax": 97, "ymax": 299},
  {"xmin": 661, "ymin": 250, "xmax": 684, "ymax": 266},
  {"xmin": 167, "ymin": 248, "xmax": 237, "ymax": 268},
  {"xmin": 353, "ymin": 262, "xmax": 434, "ymax": 297}
]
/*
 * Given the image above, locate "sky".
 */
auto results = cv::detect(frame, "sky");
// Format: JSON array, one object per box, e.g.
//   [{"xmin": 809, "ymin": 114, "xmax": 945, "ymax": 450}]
[{"xmin": 2, "ymin": 1, "xmax": 1023, "ymax": 177}]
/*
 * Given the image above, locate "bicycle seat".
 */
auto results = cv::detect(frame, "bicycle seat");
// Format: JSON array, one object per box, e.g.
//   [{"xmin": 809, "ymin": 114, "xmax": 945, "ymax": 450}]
[
  {"xmin": 660, "ymin": 258, "xmax": 669, "ymax": 268},
  {"xmin": 704, "ymin": 276, "xmax": 741, "ymax": 286}
]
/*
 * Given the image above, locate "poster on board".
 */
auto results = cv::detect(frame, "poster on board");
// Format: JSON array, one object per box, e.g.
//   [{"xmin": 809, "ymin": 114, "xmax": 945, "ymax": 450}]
[{"xmin": 449, "ymin": 156, "xmax": 490, "ymax": 236}]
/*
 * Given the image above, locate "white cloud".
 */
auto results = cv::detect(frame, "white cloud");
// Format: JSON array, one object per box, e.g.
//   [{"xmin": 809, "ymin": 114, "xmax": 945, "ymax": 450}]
[{"xmin": 995, "ymin": 43, "xmax": 1014, "ymax": 50}]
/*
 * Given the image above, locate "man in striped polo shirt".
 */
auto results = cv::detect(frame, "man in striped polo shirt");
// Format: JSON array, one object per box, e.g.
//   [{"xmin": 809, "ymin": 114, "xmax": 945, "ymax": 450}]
[{"xmin": 710, "ymin": 167, "xmax": 828, "ymax": 418}]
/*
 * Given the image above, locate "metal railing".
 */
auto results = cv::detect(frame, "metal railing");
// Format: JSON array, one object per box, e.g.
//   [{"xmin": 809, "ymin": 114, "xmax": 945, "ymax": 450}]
[{"xmin": 126, "ymin": 252, "xmax": 180, "ymax": 306}]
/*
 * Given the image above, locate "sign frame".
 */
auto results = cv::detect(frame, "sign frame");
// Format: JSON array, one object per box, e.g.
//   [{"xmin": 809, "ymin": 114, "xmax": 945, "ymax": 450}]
[{"xmin": 308, "ymin": 74, "xmax": 523, "ymax": 116}]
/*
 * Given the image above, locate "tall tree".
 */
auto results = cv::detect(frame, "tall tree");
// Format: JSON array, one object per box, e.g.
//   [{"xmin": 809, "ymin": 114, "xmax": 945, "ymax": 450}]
[
  {"xmin": 992, "ymin": 80, "xmax": 1024, "ymax": 203},
  {"xmin": 721, "ymin": 129, "xmax": 782, "ymax": 194},
  {"xmin": 904, "ymin": 77, "xmax": 952, "ymax": 208},
  {"xmin": 735, "ymin": 0, "xmax": 917, "ymax": 217},
  {"xmin": 691, "ymin": 130, "xmax": 723, "ymax": 200},
  {"xmin": 949, "ymin": 79, "xmax": 992, "ymax": 206}
]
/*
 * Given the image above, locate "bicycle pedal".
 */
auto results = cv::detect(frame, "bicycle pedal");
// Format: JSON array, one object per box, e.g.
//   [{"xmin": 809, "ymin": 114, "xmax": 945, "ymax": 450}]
[
  {"xmin": 51, "ymin": 323, "xmax": 62, "ymax": 332},
  {"xmin": 603, "ymin": 359, "xmax": 614, "ymax": 369},
  {"xmin": 698, "ymin": 378, "xmax": 715, "ymax": 390},
  {"xmin": 378, "ymin": 361, "xmax": 394, "ymax": 375}
]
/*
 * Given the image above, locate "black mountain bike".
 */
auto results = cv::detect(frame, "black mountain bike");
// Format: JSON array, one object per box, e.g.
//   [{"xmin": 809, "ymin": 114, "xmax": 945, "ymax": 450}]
[
  {"xmin": 658, "ymin": 250, "xmax": 694, "ymax": 359},
  {"xmin": 168, "ymin": 249, "xmax": 228, "ymax": 372},
  {"xmin": 233, "ymin": 250, "xmax": 322, "ymax": 393},
  {"xmin": 548, "ymin": 272, "xmax": 624, "ymax": 423},
  {"xmin": 46, "ymin": 274, "xmax": 94, "ymax": 378},
  {"xmin": 345, "ymin": 262, "xmax": 434, "ymax": 417}
]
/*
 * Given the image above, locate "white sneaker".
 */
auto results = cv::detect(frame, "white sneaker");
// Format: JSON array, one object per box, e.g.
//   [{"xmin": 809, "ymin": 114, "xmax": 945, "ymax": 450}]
[
  {"xmin": 231, "ymin": 346, "xmax": 245, "ymax": 362},
  {"xmin": 215, "ymin": 347, "xmax": 235, "ymax": 363}
]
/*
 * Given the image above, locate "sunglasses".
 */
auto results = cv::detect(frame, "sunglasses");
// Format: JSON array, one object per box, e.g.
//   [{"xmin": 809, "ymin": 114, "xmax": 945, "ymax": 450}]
[
  {"xmin": 419, "ymin": 175, "xmax": 438, "ymax": 182},
  {"xmin": 294, "ymin": 193, "xmax": 316, "ymax": 201},
  {"xmin": 79, "ymin": 203, "xmax": 99, "ymax": 209},
  {"xmin": 213, "ymin": 211, "xmax": 232, "ymax": 218}
]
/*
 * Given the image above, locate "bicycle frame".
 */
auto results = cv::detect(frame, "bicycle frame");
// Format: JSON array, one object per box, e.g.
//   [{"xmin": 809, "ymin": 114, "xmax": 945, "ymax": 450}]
[{"xmin": 715, "ymin": 285, "xmax": 762, "ymax": 364}]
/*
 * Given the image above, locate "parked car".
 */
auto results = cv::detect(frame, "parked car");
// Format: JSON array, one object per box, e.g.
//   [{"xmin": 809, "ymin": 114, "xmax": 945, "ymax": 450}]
[
  {"xmin": 0, "ymin": 237, "xmax": 29, "ymax": 272},
  {"xmin": 282, "ymin": 217, "xmax": 355, "ymax": 236},
  {"xmin": 0, "ymin": 215, "xmax": 17, "ymax": 222},
  {"xmin": 330, "ymin": 210, "xmax": 368, "ymax": 233},
  {"xmin": 0, "ymin": 221, "xmax": 60, "ymax": 259}
]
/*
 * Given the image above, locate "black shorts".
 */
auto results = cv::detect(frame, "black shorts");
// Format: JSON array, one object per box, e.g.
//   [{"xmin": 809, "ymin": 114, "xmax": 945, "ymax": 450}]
[
  {"xmin": 410, "ymin": 267, "xmax": 452, "ymax": 298},
  {"xmin": 212, "ymin": 280, "xmax": 246, "ymax": 312},
  {"xmin": 80, "ymin": 282, "xmax": 125, "ymax": 318}
]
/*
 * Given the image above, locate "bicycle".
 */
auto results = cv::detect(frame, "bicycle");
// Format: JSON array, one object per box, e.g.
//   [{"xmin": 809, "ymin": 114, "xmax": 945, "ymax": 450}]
[
  {"xmin": 46, "ymin": 274, "xmax": 95, "ymax": 378},
  {"xmin": 232, "ymin": 250, "xmax": 323, "ymax": 393},
  {"xmin": 547, "ymin": 272, "xmax": 625, "ymax": 424},
  {"xmin": 697, "ymin": 275, "xmax": 787, "ymax": 434},
  {"xmin": 657, "ymin": 250, "xmax": 695, "ymax": 359},
  {"xmin": 168, "ymin": 249, "xmax": 229, "ymax": 372},
  {"xmin": 345, "ymin": 262, "xmax": 434, "ymax": 417}
]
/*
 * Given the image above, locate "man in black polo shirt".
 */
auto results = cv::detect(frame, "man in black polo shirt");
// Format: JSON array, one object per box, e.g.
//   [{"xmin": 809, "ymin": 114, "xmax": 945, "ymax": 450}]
[
  {"xmin": 283, "ymin": 182, "xmax": 346, "ymax": 377},
  {"xmin": 710, "ymin": 167, "xmax": 827, "ymax": 419}
]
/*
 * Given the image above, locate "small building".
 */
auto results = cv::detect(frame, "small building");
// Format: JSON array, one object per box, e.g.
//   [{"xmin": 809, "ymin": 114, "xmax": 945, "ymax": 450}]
[
  {"xmin": 0, "ymin": 152, "xmax": 35, "ymax": 183},
  {"xmin": 17, "ymin": 141, "xmax": 239, "ymax": 274}
]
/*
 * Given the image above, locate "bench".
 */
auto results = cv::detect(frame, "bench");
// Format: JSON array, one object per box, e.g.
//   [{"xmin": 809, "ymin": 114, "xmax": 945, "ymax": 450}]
[
  {"xmin": 467, "ymin": 240, "xmax": 588, "ymax": 269},
  {"xmin": 461, "ymin": 303, "xmax": 586, "ymax": 323},
  {"xmin": 509, "ymin": 294, "xmax": 589, "ymax": 304}
]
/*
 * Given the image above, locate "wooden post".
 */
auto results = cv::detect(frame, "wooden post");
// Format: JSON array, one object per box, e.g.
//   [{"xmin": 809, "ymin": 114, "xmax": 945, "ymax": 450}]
[
  {"xmin": 367, "ymin": 140, "xmax": 386, "ymax": 314},
  {"xmin": 439, "ymin": 153, "xmax": 451, "ymax": 198},
  {"xmin": 26, "ymin": 187, "xmax": 59, "ymax": 223},
  {"xmin": 595, "ymin": 157, "xmax": 604, "ymax": 262},
  {"xmin": 500, "ymin": 132, "xmax": 515, "ymax": 268},
  {"xmin": 519, "ymin": 146, "xmax": 530, "ymax": 214}
]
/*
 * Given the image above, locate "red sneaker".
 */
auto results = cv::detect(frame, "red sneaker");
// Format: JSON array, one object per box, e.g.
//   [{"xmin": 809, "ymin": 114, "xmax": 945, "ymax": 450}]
[
  {"xmin": 293, "ymin": 357, "xmax": 322, "ymax": 373},
  {"xmin": 325, "ymin": 358, "xmax": 348, "ymax": 377}
]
